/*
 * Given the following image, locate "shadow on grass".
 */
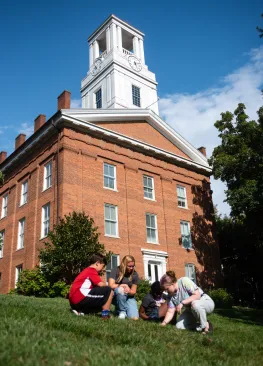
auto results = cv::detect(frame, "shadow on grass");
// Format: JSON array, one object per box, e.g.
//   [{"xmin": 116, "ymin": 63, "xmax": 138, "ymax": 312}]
[{"xmin": 216, "ymin": 307, "xmax": 263, "ymax": 327}]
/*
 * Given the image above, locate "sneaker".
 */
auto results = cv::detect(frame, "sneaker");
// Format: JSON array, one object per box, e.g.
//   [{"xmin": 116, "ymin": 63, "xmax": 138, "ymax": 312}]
[
  {"xmin": 72, "ymin": 309, "xmax": 84, "ymax": 316},
  {"xmin": 101, "ymin": 315, "xmax": 111, "ymax": 320},
  {"xmin": 118, "ymin": 311, "xmax": 127, "ymax": 319}
]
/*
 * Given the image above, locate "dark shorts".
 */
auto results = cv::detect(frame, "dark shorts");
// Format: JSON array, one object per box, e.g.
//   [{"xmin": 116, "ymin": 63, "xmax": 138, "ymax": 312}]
[
  {"xmin": 71, "ymin": 286, "xmax": 112, "ymax": 314},
  {"xmin": 148, "ymin": 307, "xmax": 160, "ymax": 321}
]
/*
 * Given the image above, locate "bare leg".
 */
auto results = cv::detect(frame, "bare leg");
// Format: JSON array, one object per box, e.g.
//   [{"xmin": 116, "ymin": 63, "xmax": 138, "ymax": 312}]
[
  {"xmin": 158, "ymin": 302, "xmax": 168, "ymax": 318},
  {"xmin": 102, "ymin": 290, "xmax": 114, "ymax": 311}
]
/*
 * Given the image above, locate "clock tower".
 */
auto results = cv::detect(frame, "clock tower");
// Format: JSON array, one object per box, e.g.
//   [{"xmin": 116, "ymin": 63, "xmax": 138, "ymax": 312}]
[{"xmin": 81, "ymin": 15, "xmax": 159, "ymax": 115}]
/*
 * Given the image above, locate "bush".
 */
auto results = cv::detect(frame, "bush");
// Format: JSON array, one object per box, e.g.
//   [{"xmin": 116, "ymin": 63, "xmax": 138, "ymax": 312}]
[
  {"xmin": 207, "ymin": 288, "xmax": 233, "ymax": 309},
  {"xmin": 136, "ymin": 278, "xmax": 151, "ymax": 301},
  {"xmin": 15, "ymin": 267, "xmax": 70, "ymax": 298}
]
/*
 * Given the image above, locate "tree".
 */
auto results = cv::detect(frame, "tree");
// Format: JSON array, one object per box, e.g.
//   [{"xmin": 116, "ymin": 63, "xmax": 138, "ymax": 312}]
[
  {"xmin": 39, "ymin": 211, "xmax": 110, "ymax": 284},
  {"xmin": 256, "ymin": 13, "xmax": 263, "ymax": 38},
  {"xmin": 209, "ymin": 104, "xmax": 263, "ymax": 304},
  {"xmin": 0, "ymin": 170, "xmax": 4, "ymax": 186}
]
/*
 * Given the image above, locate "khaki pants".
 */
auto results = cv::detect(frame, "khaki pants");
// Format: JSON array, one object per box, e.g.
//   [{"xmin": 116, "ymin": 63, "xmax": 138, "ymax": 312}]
[{"xmin": 176, "ymin": 294, "xmax": 215, "ymax": 330}]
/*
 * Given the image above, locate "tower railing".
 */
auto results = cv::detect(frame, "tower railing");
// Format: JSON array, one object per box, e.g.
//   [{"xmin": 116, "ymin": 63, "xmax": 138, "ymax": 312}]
[{"xmin": 122, "ymin": 48, "xmax": 133, "ymax": 56}]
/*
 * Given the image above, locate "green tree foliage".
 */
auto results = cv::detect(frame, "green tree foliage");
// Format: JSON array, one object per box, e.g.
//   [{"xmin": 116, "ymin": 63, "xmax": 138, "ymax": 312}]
[
  {"xmin": 136, "ymin": 278, "xmax": 151, "ymax": 301},
  {"xmin": 39, "ymin": 211, "xmax": 110, "ymax": 284},
  {"xmin": 256, "ymin": 13, "xmax": 263, "ymax": 38},
  {"xmin": 210, "ymin": 104, "xmax": 263, "ymax": 304},
  {"xmin": 0, "ymin": 170, "xmax": 4, "ymax": 186}
]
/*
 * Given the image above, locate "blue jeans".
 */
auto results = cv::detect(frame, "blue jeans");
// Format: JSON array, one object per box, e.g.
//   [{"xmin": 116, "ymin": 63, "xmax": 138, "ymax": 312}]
[{"xmin": 113, "ymin": 288, "xmax": 139, "ymax": 318}]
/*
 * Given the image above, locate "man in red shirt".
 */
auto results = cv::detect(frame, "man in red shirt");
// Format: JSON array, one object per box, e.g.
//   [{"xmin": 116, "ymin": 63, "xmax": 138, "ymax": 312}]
[{"xmin": 69, "ymin": 253, "xmax": 113, "ymax": 319}]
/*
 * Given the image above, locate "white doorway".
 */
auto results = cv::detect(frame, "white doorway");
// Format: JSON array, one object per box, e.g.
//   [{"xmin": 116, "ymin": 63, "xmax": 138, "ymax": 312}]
[{"xmin": 141, "ymin": 249, "xmax": 168, "ymax": 284}]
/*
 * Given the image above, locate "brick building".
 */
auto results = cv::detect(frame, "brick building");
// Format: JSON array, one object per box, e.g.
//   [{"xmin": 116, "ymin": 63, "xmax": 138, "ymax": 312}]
[{"xmin": 0, "ymin": 15, "xmax": 220, "ymax": 293}]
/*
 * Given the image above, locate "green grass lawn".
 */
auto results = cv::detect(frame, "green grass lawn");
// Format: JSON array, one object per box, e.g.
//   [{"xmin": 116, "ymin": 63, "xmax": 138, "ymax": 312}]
[{"xmin": 1, "ymin": 295, "xmax": 263, "ymax": 366}]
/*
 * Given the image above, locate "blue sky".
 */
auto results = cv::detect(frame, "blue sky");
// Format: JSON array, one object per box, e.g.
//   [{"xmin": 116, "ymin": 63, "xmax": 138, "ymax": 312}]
[{"xmin": 0, "ymin": 0, "xmax": 262, "ymax": 215}]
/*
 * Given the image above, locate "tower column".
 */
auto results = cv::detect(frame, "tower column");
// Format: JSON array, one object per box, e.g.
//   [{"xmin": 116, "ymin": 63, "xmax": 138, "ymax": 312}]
[
  {"xmin": 93, "ymin": 40, "xmax": 99, "ymax": 60},
  {"xmin": 133, "ymin": 36, "xmax": 139, "ymax": 58},
  {"xmin": 117, "ymin": 25, "xmax": 122, "ymax": 50},
  {"xmin": 138, "ymin": 38, "xmax": 145, "ymax": 64},
  {"xmin": 106, "ymin": 26, "xmax": 111, "ymax": 52},
  {"xmin": 110, "ymin": 23, "xmax": 117, "ymax": 49},
  {"xmin": 89, "ymin": 43, "xmax": 94, "ymax": 67}
]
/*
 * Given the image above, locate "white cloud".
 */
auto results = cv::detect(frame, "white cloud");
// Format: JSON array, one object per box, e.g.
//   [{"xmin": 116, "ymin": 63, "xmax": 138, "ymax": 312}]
[
  {"xmin": 159, "ymin": 46, "xmax": 263, "ymax": 216},
  {"xmin": 71, "ymin": 99, "xmax": 82, "ymax": 108},
  {"xmin": 19, "ymin": 122, "xmax": 34, "ymax": 137}
]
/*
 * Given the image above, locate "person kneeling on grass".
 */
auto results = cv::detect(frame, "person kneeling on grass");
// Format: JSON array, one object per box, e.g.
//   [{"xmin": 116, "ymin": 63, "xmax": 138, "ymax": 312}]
[
  {"xmin": 160, "ymin": 271, "xmax": 215, "ymax": 334},
  {"xmin": 69, "ymin": 253, "xmax": 114, "ymax": 319},
  {"xmin": 108, "ymin": 255, "xmax": 139, "ymax": 320},
  {"xmin": 139, "ymin": 281, "xmax": 168, "ymax": 321}
]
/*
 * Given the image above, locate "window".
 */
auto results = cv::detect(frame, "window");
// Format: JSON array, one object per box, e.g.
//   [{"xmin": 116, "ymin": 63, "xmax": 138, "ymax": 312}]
[
  {"xmin": 42, "ymin": 203, "xmax": 50, "ymax": 238},
  {"xmin": 143, "ymin": 175, "xmax": 155, "ymax": 200},
  {"xmin": 43, "ymin": 161, "xmax": 52, "ymax": 190},
  {"xmin": 20, "ymin": 180, "xmax": 28, "ymax": 206},
  {"xmin": 104, "ymin": 204, "xmax": 118, "ymax": 237},
  {"xmin": 0, "ymin": 230, "xmax": 4, "ymax": 258},
  {"xmin": 1, "ymin": 194, "xmax": 8, "ymax": 218},
  {"xmin": 95, "ymin": 88, "xmax": 102, "ymax": 109},
  {"xmin": 104, "ymin": 163, "xmax": 116, "ymax": 190},
  {"xmin": 106, "ymin": 254, "xmax": 120, "ymax": 282},
  {"xmin": 132, "ymin": 85, "xmax": 141, "ymax": 107},
  {"xmin": 15, "ymin": 264, "xmax": 23, "ymax": 286},
  {"xmin": 146, "ymin": 213, "xmax": 158, "ymax": 243},
  {"xmin": 185, "ymin": 263, "xmax": 196, "ymax": 283},
  {"xmin": 177, "ymin": 185, "xmax": 187, "ymax": 208},
  {"xmin": 180, "ymin": 221, "xmax": 192, "ymax": 249},
  {"xmin": 17, "ymin": 218, "xmax": 25, "ymax": 249}
]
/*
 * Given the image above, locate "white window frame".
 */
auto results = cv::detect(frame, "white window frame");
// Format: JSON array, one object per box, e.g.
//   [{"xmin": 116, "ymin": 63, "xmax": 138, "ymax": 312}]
[
  {"xmin": 17, "ymin": 218, "xmax": 25, "ymax": 249},
  {"xmin": 143, "ymin": 175, "xmax": 155, "ymax": 200},
  {"xmin": 20, "ymin": 179, "xmax": 28, "ymax": 206},
  {"xmin": 177, "ymin": 185, "xmax": 187, "ymax": 208},
  {"xmin": 146, "ymin": 213, "xmax": 158, "ymax": 244},
  {"xmin": 106, "ymin": 254, "xmax": 120, "ymax": 282},
  {"xmin": 104, "ymin": 203, "xmax": 119, "ymax": 237},
  {"xmin": 185, "ymin": 263, "xmax": 196, "ymax": 283},
  {"xmin": 1, "ymin": 194, "xmax": 8, "ymax": 218},
  {"xmin": 132, "ymin": 85, "xmax": 141, "ymax": 107},
  {"xmin": 0, "ymin": 230, "xmax": 5, "ymax": 258},
  {"xmin": 142, "ymin": 249, "xmax": 168, "ymax": 284},
  {"xmin": 180, "ymin": 220, "xmax": 192, "ymax": 249},
  {"xmin": 95, "ymin": 88, "xmax": 102, "ymax": 109},
  {"xmin": 103, "ymin": 163, "xmax": 117, "ymax": 190},
  {"xmin": 41, "ymin": 203, "xmax": 50, "ymax": 238},
  {"xmin": 15, "ymin": 264, "xmax": 23, "ymax": 286},
  {"xmin": 43, "ymin": 161, "xmax": 52, "ymax": 190}
]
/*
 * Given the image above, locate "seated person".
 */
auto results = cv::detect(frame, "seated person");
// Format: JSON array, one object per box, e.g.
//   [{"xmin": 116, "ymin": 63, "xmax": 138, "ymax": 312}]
[
  {"xmin": 139, "ymin": 281, "xmax": 168, "ymax": 321},
  {"xmin": 69, "ymin": 253, "xmax": 114, "ymax": 319},
  {"xmin": 108, "ymin": 255, "xmax": 139, "ymax": 320}
]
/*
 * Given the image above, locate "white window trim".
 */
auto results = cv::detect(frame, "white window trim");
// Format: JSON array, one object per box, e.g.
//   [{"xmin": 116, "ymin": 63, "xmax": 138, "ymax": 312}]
[
  {"xmin": 0, "ymin": 230, "xmax": 5, "ymax": 258},
  {"xmin": 41, "ymin": 203, "xmax": 50, "ymax": 239},
  {"xmin": 15, "ymin": 264, "xmax": 23, "ymax": 286},
  {"xmin": 1, "ymin": 194, "xmax": 8, "ymax": 218},
  {"xmin": 43, "ymin": 161, "xmax": 52, "ymax": 191},
  {"xmin": 141, "ymin": 249, "xmax": 168, "ymax": 284},
  {"xmin": 104, "ymin": 203, "xmax": 119, "ymax": 238},
  {"xmin": 143, "ymin": 175, "xmax": 155, "ymax": 201},
  {"xmin": 146, "ymin": 213, "xmax": 159, "ymax": 244},
  {"xmin": 132, "ymin": 84, "xmax": 141, "ymax": 108},
  {"xmin": 17, "ymin": 218, "xmax": 25, "ymax": 250},
  {"xmin": 103, "ymin": 163, "xmax": 117, "ymax": 191},
  {"xmin": 185, "ymin": 263, "xmax": 196, "ymax": 283},
  {"xmin": 94, "ymin": 87, "xmax": 102, "ymax": 109},
  {"xmin": 20, "ymin": 179, "xmax": 28, "ymax": 206},
  {"xmin": 180, "ymin": 220, "xmax": 192, "ymax": 249},
  {"xmin": 177, "ymin": 185, "xmax": 188, "ymax": 209}
]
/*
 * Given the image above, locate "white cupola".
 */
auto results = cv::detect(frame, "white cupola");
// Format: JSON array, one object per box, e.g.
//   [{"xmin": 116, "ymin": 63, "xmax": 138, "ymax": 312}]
[{"xmin": 81, "ymin": 15, "xmax": 159, "ymax": 115}]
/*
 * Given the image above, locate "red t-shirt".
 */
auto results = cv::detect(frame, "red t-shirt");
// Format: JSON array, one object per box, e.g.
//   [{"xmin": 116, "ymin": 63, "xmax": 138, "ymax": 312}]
[{"xmin": 69, "ymin": 267, "xmax": 102, "ymax": 305}]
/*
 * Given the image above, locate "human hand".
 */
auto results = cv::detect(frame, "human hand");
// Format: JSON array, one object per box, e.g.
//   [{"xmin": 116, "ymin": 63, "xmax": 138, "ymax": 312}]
[
  {"xmin": 176, "ymin": 303, "xmax": 183, "ymax": 314},
  {"xmin": 123, "ymin": 286, "xmax": 130, "ymax": 294}
]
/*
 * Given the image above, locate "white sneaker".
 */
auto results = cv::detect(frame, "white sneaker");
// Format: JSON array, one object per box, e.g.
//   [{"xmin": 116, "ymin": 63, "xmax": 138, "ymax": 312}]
[
  {"xmin": 72, "ymin": 309, "xmax": 84, "ymax": 316},
  {"xmin": 118, "ymin": 311, "xmax": 126, "ymax": 319}
]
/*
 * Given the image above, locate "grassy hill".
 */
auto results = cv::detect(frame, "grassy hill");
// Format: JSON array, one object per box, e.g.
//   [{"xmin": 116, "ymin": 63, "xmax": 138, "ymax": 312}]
[{"xmin": 1, "ymin": 295, "xmax": 263, "ymax": 366}]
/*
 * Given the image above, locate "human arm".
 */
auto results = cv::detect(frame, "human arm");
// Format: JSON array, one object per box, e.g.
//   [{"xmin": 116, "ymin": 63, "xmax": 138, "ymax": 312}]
[
  {"xmin": 176, "ymin": 289, "xmax": 201, "ymax": 312},
  {"xmin": 139, "ymin": 304, "xmax": 149, "ymax": 320},
  {"xmin": 160, "ymin": 306, "xmax": 176, "ymax": 326},
  {"xmin": 108, "ymin": 277, "xmax": 129, "ymax": 291},
  {"xmin": 125, "ymin": 284, "xmax": 137, "ymax": 296}
]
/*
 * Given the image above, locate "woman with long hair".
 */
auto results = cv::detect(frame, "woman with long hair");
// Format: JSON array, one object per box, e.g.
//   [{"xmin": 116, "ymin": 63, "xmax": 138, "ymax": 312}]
[
  {"xmin": 108, "ymin": 255, "xmax": 139, "ymax": 320},
  {"xmin": 160, "ymin": 271, "xmax": 214, "ymax": 334}
]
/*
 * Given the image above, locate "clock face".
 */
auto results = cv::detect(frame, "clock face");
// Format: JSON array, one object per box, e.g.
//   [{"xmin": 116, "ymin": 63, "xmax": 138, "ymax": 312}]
[
  {"xmin": 90, "ymin": 58, "xmax": 102, "ymax": 76},
  {"xmin": 128, "ymin": 55, "xmax": 142, "ymax": 72}
]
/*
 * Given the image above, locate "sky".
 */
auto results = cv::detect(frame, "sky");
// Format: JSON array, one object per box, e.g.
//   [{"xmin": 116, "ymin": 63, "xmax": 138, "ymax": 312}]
[{"xmin": 0, "ymin": 0, "xmax": 262, "ymax": 215}]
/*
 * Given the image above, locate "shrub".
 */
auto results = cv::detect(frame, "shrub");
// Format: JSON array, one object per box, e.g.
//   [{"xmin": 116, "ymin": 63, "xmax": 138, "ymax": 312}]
[
  {"xmin": 15, "ymin": 267, "xmax": 70, "ymax": 298},
  {"xmin": 136, "ymin": 278, "xmax": 151, "ymax": 301},
  {"xmin": 207, "ymin": 288, "xmax": 233, "ymax": 309}
]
